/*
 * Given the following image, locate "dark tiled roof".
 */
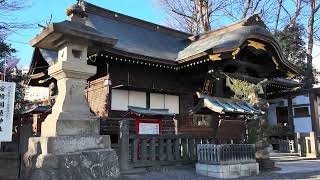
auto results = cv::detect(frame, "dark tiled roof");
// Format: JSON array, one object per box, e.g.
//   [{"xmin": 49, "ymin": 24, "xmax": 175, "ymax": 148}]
[
  {"xmin": 177, "ymin": 25, "xmax": 273, "ymax": 61},
  {"xmin": 30, "ymin": 20, "xmax": 117, "ymax": 51},
  {"xmin": 84, "ymin": 2, "xmax": 190, "ymax": 61},
  {"xmin": 81, "ymin": 4, "xmax": 299, "ymax": 73},
  {"xmin": 127, "ymin": 106, "xmax": 175, "ymax": 116},
  {"xmin": 23, "ymin": 105, "xmax": 51, "ymax": 114},
  {"xmin": 29, "ymin": 3, "xmax": 299, "ymax": 74}
]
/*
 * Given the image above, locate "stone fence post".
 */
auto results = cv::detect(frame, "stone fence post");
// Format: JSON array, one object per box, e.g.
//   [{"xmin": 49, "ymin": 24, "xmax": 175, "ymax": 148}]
[
  {"xmin": 306, "ymin": 132, "xmax": 317, "ymax": 158},
  {"xmin": 295, "ymin": 133, "xmax": 302, "ymax": 156},
  {"xmin": 119, "ymin": 119, "xmax": 130, "ymax": 171}
]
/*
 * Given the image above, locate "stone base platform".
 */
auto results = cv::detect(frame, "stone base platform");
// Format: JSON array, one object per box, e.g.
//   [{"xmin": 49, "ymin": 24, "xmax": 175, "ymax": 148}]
[
  {"xmin": 196, "ymin": 162, "xmax": 259, "ymax": 179},
  {"xmin": 0, "ymin": 152, "xmax": 20, "ymax": 179},
  {"xmin": 23, "ymin": 149, "xmax": 120, "ymax": 180},
  {"xmin": 257, "ymin": 159, "xmax": 275, "ymax": 171},
  {"xmin": 23, "ymin": 135, "xmax": 120, "ymax": 180}
]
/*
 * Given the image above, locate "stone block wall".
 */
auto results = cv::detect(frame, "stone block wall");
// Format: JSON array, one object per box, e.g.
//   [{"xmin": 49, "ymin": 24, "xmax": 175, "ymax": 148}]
[
  {"xmin": 196, "ymin": 162, "xmax": 259, "ymax": 179},
  {"xmin": 0, "ymin": 152, "xmax": 20, "ymax": 180}
]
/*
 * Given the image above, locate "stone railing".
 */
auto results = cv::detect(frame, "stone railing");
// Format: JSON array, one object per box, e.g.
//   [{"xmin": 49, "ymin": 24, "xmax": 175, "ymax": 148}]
[
  {"xmin": 197, "ymin": 144, "xmax": 256, "ymax": 164},
  {"xmin": 295, "ymin": 132, "xmax": 317, "ymax": 158},
  {"xmin": 196, "ymin": 144, "xmax": 258, "ymax": 179}
]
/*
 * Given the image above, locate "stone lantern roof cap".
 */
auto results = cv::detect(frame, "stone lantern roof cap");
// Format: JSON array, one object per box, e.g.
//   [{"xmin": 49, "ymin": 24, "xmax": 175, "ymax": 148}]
[{"xmin": 30, "ymin": 20, "xmax": 118, "ymax": 51}]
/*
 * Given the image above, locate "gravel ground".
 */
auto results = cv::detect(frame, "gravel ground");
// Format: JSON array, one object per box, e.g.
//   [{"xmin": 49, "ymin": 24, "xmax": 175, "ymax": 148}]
[{"xmin": 121, "ymin": 160, "xmax": 320, "ymax": 180}]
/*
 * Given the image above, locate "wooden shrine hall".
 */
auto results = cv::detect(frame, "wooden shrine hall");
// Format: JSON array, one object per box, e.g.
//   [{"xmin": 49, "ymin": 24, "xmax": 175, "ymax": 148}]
[{"xmin": 26, "ymin": 2, "xmax": 301, "ymax": 143}]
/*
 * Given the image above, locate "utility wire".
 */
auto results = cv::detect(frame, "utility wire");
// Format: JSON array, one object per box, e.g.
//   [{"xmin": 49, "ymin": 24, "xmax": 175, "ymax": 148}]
[{"xmin": 6, "ymin": 39, "xmax": 29, "ymax": 45}]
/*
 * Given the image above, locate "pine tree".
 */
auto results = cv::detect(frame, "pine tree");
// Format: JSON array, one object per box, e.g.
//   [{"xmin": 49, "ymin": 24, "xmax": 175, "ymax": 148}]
[
  {"xmin": 275, "ymin": 23, "xmax": 318, "ymax": 88},
  {"xmin": 275, "ymin": 24, "xmax": 306, "ymax": 66},
  {"xmin": 0, "ymin": 40, "xmax": 16, "ymax": 59}
]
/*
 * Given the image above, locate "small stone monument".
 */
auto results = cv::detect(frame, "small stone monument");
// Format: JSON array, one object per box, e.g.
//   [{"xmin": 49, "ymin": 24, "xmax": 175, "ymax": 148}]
[{"xmin": 23, "ymin": 2, "xmax": 119, "ymax": 180}]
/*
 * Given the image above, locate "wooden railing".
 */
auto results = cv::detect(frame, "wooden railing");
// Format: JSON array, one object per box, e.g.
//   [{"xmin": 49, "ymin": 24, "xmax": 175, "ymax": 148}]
[
  {"xmin": 197, "ymin": 144, "xmax": 256, "ymax": 164},
  {"xmin": 269, "ymin": 139, "xmax": 295, "ymax": 153},
  {"xmin": 279, "ymin": 140, "xmax": 295, "ymax": 152},
  {"xmin": 127, "ymin": 134, "xmax": 213, "ymax": 168},
  {"xmin": 269, "ymin": 125, "xmax": 294, "ymax": 136},
  {"xmin": 118, "ymin": 120, "xmax": 238, "ymax": 172}
]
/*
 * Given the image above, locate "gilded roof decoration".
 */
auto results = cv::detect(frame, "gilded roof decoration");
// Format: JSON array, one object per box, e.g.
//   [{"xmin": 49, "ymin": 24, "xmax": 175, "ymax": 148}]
[
  {"xmin": 272, "ymin": 56, "xmax": 279, "ymax": 69},
  {"xmin": 247, "ymin": 40, "xmax": 266, "ymax": 51},
  {"xmin": 232, "ymin": 48, "xmax": 240, "ymax": 60},
  {"xmin": 209, "ymin": 53, "xmax": 222, "ymax": 61}
]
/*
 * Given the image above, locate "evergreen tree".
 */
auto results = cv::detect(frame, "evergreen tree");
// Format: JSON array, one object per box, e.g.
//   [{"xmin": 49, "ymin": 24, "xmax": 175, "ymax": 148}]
[
  {"xmin": 0, "ymin": 40, "xmax": 16, "ymax": 59},
  {"xmin": 275, "ymin": 23, "xmax": 318, "ymax": 88},
  {"xmin": 275, "ymin": 24, "xmax": 306, "ymax": 66}
]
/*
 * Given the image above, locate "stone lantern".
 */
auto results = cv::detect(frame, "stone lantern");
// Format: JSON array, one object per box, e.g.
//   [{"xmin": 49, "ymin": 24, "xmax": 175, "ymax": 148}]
[{"xmin": 23, "ymin": 2, "xmax": 119, "ymax": 180}]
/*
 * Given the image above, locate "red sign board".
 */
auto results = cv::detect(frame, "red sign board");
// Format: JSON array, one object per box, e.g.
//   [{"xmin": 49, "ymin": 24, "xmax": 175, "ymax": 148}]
[{"xmin": 134, "ymin": 118, "xmax": 163, "ymax": 135}]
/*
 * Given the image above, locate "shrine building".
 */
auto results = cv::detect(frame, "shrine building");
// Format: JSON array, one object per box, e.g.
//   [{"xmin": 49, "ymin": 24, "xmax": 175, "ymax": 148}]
[{"xmin": 26, "ymin": 2, "xmax": 300, "ymax": 144}]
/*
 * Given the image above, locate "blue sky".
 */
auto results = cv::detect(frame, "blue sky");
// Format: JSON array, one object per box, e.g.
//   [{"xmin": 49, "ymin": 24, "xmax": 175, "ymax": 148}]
[{"xmin": 7, "ymin": 0, "xmax": 165, "ymax": 67}]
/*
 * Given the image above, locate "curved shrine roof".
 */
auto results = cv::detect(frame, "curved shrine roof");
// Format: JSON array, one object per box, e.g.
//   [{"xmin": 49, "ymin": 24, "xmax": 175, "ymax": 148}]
[{"xmin": 29, "ymin": 2, "xmax": 299, "ymax": 75}]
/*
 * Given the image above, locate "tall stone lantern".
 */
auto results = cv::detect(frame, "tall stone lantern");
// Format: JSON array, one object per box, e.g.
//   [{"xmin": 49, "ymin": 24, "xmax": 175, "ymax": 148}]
[{"xmin": 23, "ymin": 3, "xmax": 119, "ymax": 180}]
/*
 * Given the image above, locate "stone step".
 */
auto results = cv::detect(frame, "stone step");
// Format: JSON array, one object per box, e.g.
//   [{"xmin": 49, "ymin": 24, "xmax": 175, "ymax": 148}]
[
  {"xmin": 269, "ymin": 152, "xmax": 317, "ymax": 162},
  {"xmin": 270, "ymin": 152, "xmax": 300, "ymax": 157},
  {"xmin": 0, "ymin": 152, "xmax": 20, "ymax": 180},
  {"xmin": 121, "ymin": 164, "xmax": 194, "ymax": 175},
  {"xmin": 0, "ymin": 159, "xmax": 20, "ymax": 169},
  {"xmin": 121, "ymin": 167, "xmax": 147, "ymax": 174},
  {"xmin": 270, "ymin": 156, "xmax": 316, "ymax": 162},
  {"xmin": 0, "ymin": 168, "xmax": 19, "ymax": 180}
]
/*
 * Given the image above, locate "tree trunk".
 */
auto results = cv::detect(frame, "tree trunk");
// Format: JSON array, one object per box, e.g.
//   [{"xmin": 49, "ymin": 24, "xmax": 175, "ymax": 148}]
[
  {"xmin": 290, "ymin": 0, "xmax": 302, "ymax": 27},
  {"xmin": 196, "ymin": 0, "xmax": 211, "ymax": 32},
  {"xmin": 306, "ymin": 0, "xmax": 320, "ymax": 88},
  {"xmin": 242, "ymin": 0, "xmax": 253, "ymax": 19},
  {"xmin": 274, "ymin": 0, "xmax": 283, "ymax": 32}
]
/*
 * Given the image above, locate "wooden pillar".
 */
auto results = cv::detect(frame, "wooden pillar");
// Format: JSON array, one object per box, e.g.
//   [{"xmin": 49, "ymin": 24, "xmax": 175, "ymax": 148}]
[
  {"xmin": 105, "ymin": 75, "xmax": 112, "ymax": 117},
  {"xmin": 119, "ymin": 120, "xmax": 130, "ymax": 171},
  {"xmin": 215, "ymin": 77, "xmax": 224, "ymax": 97},
  {"xmin": 287, "ymin": 94, "xmax": 295, "ymax": 132},
  {"xmin": 309, "ymin": 92, "xmax": 319, "ymax": 137},
  {"xmin": 309, "ymin": 92, "xmax": 319, "ymax": 157}
]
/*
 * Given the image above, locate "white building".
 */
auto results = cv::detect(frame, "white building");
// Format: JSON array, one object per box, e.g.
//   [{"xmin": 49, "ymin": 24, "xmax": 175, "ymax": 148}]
[
  {"xmin": 266, "ymin": 89, "xmax": 320, "ymax": 155},
  {"xmin": 267, "ymin": 94, "xmax": 315, "ymax": 133},
  {"xmin": 24, "ymin": 86, "xmax": 49, "ymax": 102}
]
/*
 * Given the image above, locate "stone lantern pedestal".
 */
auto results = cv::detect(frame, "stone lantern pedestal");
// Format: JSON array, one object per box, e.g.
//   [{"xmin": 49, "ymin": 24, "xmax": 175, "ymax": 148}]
[
  {"xmin": 23, "ymin": 3, "xmax": 119, "ymax": 180},
  {"xmin": 255, "ymin": 140, "xmax": 275, "ymax": 171}
]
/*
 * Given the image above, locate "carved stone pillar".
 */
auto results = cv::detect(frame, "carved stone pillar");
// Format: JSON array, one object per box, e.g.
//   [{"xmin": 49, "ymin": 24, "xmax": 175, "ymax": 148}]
[{"xmin": 119, "ymin": 120, "xmax": 129, "ymax": 171}]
